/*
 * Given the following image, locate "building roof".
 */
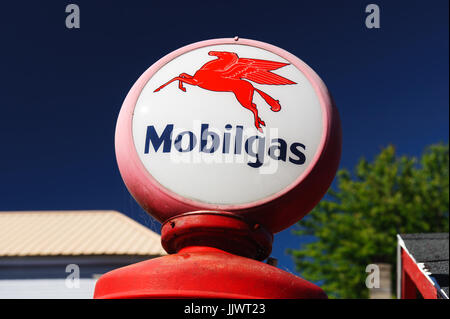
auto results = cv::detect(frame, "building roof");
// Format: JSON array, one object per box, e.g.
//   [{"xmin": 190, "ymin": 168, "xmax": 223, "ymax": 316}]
[
  {"xmin": 0, "ymin": 211, "xmax": 166, "ymax": 257},
  {"xmin": 398, "ymin": 233, "xmax": 449, "ymax": 298}
]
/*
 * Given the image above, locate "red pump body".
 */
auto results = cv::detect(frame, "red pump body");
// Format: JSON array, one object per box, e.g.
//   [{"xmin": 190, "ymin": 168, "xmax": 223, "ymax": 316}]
[{"xmin": 94, "ymin": 213, "xmax": 327, "ymax": 299}]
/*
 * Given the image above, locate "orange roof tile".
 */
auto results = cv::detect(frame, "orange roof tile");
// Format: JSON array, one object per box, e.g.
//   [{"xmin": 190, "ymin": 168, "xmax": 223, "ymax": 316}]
[{"xmin": 0, "ymin": 211, "xmax": 166, "ymax": 257}]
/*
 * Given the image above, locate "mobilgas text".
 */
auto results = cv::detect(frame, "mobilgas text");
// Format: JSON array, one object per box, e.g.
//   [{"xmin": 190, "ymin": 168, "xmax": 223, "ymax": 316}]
[{"xmin": 143, "ymin": 123, "xmax": 306, "ymax": 168}]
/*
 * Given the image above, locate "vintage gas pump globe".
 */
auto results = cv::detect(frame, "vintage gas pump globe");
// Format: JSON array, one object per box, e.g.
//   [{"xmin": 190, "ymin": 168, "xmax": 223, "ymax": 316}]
[{"xmin": 94, "ymin": 38, "xmax": 342, "ymax": 299}]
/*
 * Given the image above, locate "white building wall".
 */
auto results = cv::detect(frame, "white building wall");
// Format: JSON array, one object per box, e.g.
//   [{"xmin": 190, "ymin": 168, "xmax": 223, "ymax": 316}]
[{"xmin": 0, "ymin": 279, "xmax": 97, "ymax": 299}]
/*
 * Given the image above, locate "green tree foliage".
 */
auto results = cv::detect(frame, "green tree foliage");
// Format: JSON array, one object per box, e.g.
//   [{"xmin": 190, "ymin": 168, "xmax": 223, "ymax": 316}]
[{"xmin": 288, "ymin": 143, "xmax": 449, "ymax": 299}]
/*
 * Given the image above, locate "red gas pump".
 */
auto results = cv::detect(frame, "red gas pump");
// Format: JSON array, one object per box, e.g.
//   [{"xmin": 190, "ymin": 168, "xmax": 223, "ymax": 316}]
[{"xmin": 94, "ymin": 38, "xmax": 342, "ymax": 299}]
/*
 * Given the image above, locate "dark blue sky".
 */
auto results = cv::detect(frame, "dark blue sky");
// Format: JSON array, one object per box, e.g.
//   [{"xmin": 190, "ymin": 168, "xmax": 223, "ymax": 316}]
[{"xmin": 0, "ymin": 1, "xmax": 448, "ymax": 275}]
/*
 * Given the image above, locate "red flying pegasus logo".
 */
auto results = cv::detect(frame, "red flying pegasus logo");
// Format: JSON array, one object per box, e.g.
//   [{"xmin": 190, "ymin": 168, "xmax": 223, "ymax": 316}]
[{"xmin": 154, "ymin": 51, "xmax": 297, "ymax": 132}]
